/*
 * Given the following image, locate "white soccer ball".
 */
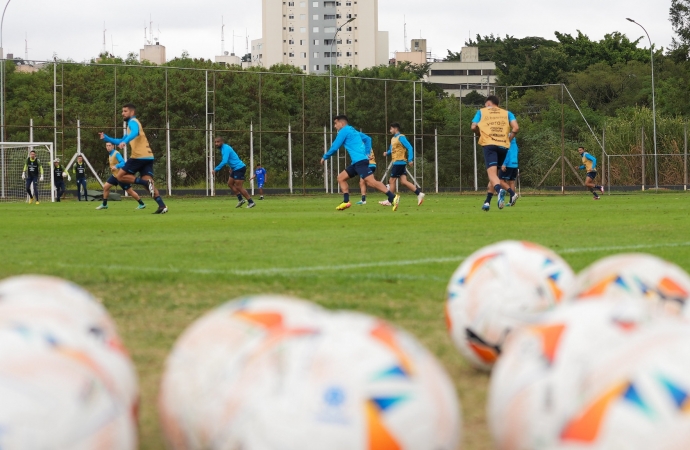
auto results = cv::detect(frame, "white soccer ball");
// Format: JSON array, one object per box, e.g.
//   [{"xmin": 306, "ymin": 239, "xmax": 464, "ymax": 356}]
[
  {"xmin": 488, "ymin": 299, "xmax": 690, "ymax": 450},
  {"xmin": 569, "ymin": 253, "xmax": 690, "ymax": 319},
  {"xmin": 159, "ymin": 296, "xmax": 462, "ymax": 450},
  {"xmin": 446, "ymin": 240, "xmax": 575, "ymax": 370},
  {"xmin": 0, "ymin": 323, "xmax": 137, "ymax": 450}
]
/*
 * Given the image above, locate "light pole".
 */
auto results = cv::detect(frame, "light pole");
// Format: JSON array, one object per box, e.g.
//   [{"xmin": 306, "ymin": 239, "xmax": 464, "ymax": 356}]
[
  {"xmin": 329, "ymin": 16, "xmax": 356, "ymax": 139},
  {"xmin": 0, "ymin": 0, "xmax": 11, "ymax": 144},
  {"xmin": 627, "ymin": 18, "xmax": 658, "ymax": 189}
]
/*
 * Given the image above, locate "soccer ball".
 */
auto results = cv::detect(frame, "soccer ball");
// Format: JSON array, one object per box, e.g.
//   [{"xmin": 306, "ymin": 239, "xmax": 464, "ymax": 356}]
[
  {"xmin": 0, "ymin": 275, "xmax": 138, "ymax": 415},
  {"xmin": 569, "ymin": 253, "xmax": 690, "ymax": 319},
  {"xmin": 446, "ymin": 240, "xmax": 575, "ymax": 370},
  {"xmin": 0, "ymin": 323, "xmax": 137, "ymax": 449},
  {"xmin": 159, "ymin": 296, "xmax": 462, "ymax": 450},
  {"xmin": 488, "ymin": 299, "xmax": 690, "ymax": 450}
]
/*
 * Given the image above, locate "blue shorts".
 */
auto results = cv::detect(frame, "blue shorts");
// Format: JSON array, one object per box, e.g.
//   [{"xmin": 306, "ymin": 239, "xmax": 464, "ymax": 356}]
[
  {"xmin": 586, "ymin": 171, "xmax": 598, "ymax": 180},
  {"xmin": 123, "ymin": 158, "xmax": 154, "ymax": 177},
  {"xmin": 390, "ymin": 164, "xmax": 407, "ymax": 179},
  {"xmin": 257, "ymin": 180, "xmax": 265, "ymax": 188},
  {"xmin": 231, "ymin": 166, "xmax": 247, "ymax": 180},
  {"xmin": 106, "ymin": 175, "xmax": 131, "ymax": 190},
  {"xmin": 345, "ymin": 160, "xmax": 373, "ymax": 179},
  {"xmin": 483, "ymin": 145, "xmax": 508, "ymax": 169},
  {"xmin": 500, "ymin": 167, "xmax": 518, "ymax": 181}
]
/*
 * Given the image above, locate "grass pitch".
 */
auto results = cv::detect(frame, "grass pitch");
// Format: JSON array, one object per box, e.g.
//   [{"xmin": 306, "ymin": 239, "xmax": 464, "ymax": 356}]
[{"xmin": 1, "ymin": 192, "xmax": 690, "ymax": 449}]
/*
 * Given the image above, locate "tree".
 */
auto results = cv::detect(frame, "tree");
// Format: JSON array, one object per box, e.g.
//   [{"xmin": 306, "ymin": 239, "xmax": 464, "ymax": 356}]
[
  {"xmin": 462, "ymin": 90, "xmax": 486, "ymax": 105},
  {"xmin": 444, "ymin": 50, "xmax": 461, "ymax": 61},
  {"xmin": 670, "ymin": 0, "xmax": 690, "ymax": 50}
]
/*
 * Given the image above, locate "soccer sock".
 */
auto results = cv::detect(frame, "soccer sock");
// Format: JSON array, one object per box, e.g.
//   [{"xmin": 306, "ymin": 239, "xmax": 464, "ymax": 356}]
[
  {"xmin": 386, "ymin": 191, "xmax": 395, "ymax": 202},
  {"xmin": 414, "ymin": 188, "xmax": 421, "ymax": 195},
  {"xmin": 103, "ymin": 199, "xmax": 108, "ymax": 206},
  {"xmin": 344, "ymin": 193, "xmax": 350, "ymax": 203},
  {"xmin": 362, "ymin": 195, "xmax": 366, "ymax": 201},
  {"xmin": 507, "ymin": 188, "xmax": 515, "ymax": 198},
  {"xmin": 134, "ymin": 177, "xmax": 148, "ymax": 187},
  {"xmin": 248, "ymin": 198, "xmax": 255, "ymax": 204},
  {"xmin": 494, "ymin": 184, "xmax": 502, "ymax": 195},
  {"xmin": 154, "ymin": 196, "xmax": 166, "ymax": 207},
  {"xmin": 237, "ymin": 194, "xmax": 243, "ymax": 201},
  {"xmin": 138, "ymin": 199, "xmax": 144, "ymax": 205},
  {"xmin": 485, "ymin": 193, "xmax": 493, "ymax": 204}
]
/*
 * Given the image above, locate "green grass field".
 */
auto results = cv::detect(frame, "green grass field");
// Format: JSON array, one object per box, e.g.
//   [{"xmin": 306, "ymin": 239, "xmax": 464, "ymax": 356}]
[{"xmin": 1, "ymin": 192, "xmax": 690, "ymax": 449}]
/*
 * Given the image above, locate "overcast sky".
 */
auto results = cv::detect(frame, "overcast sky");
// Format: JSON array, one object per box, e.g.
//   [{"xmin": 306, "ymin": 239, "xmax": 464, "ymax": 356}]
[{"xmin": 0, "ymin": 0, "xmax": 675, "ymax": 62}]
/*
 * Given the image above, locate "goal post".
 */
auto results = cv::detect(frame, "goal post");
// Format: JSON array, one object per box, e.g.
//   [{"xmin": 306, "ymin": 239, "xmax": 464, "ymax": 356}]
[{"xmin": 0, "ymin": 142, "xmax": 54, "ymax": 202}]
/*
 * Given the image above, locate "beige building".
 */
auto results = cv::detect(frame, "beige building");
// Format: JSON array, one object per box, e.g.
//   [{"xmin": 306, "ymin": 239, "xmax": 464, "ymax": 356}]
[
  {"xmin": 426, "ymin": 47, "xmax": 497, "ymax": 98},
  {"xmin": 215, "ymin": 52, "xmax": 242, "ymax": 66},
  {"xmin": 254, "ymin": 0, "xmax": 389, "ymax": 73},
  {"xmin": 395, "ymin": 38, "xmax": 429, "ymax": 65},
  {"xmin": 140, "ymin": 43, "xmax": 166, "ymax": 65}
]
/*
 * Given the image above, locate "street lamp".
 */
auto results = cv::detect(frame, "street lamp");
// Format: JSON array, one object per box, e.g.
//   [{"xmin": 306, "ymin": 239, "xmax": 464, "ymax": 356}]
[
  {"xmin": 0, "ymin": 0, "xmax": 11, "ymax": 144},
  {"xmin": 627, "ymin": 17, "xmax": 658, "ymax": 189},
  {"xmin": 329, "ymin": 16, "xmax": 356, "ymax": 137}
]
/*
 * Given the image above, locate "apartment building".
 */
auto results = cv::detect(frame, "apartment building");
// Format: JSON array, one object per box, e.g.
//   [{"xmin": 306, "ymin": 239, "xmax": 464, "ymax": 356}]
[
  {"xmin": 254, "ymin": 0, "xmax": 389, "ymax": 73},
  {"xmin": 426, "ymin": 47, "xmax": 497, "ymax": 98}
]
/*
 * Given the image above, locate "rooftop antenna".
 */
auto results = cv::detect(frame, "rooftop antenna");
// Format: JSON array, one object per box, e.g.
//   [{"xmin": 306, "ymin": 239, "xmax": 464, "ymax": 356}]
[
  {"xmin": 24, "ymin": 32, "xmax": 28, "ymax": 60},
  {"xmin": 221, "ymin": 17, "xmax": 225, "ymax": 55},
  {"xmin": 102, "ymin": 22, "xmax": 107, "ymax": 54},
  {"xmin": 149, "ymin": 14, "xmax": 153, "ymax": 44},
  {"xmin": 111, "ymin": 34, "xmax": 118, "ymax": 55},
  {"xmin": 245, "ymin": 28, "xmax": 249, "ymax": 56},
  {"xmin": 156, "ymin": 26, "xmax": 161, "ymax": 43},
  {"xmin": 144, "ymin": 25, "xmax": 147, "ymax": 45},
  {"xmin": 403, "ymin": 15, "xmax": 407, "ymax": 51}
]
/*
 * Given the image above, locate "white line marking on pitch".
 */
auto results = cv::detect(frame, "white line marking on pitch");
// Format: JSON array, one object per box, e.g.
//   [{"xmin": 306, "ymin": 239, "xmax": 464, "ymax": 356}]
[{"xmin": 22, "ymin": 241, "xmax": 690, "ymax": 278}]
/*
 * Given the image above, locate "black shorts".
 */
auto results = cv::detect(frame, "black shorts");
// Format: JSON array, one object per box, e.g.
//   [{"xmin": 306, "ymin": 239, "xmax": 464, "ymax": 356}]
[
  {"xmin": 344, "ymin": 160, "xmax": 374, "ymax": 179},
  {"xmin": 54, "ymin": 181, "xmax": 65, "ymax": 188},
  {"xmin": 483, "ymin": 145, "xmax": 508, "ymax": 169},
  {"xmin": 500, "ymin": 167, "xmax": 518, "ymax": 181},
  {"xmin": 123, "ymin": 158, "xmax": 154, "ymax": 177},
  {"xmin": 586, "ymin": 171, "xmax": 598, "ymax": 180},
  {"xmin": 230, "ymin": 166, "xmax": 247, "ymax": 180},
  {"xmin": 106, "ymin": 175, "xmax": 131, "ymax": 190},
  {"xmin": 390, "ymin": 164, "xmax": 407, "ymax": 179}
]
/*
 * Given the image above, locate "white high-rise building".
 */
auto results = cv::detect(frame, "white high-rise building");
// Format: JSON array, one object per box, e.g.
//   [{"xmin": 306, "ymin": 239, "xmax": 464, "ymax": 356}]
[{"xmin": 254, "ymin": 0, "xmax": 389, "ymax": 74}]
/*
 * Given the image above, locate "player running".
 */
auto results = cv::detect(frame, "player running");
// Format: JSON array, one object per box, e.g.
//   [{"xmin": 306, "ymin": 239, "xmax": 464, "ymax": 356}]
[
  {"xmin": 321, "ymin": 115, "xmax": 397, "ymax": 211},
  {"xmin": 356, "ymin": 131, "xmax": 374, "ymax": 205},
  {"xmin": 22, "ymin": 150, "xmax": 43, "ymax": 204},
  {"xmin": 52, "ymin": 158, "xmax": 70, "ymax": 202},
  {"xmin": 99, "ymin": 103, "xmax": 168, "ymax": 214},
  {"xmin": 96, "ymin": 142, "xmax": 146, "ymax": 210},
  {"xmin": 248, "ymin": 164, "xmax": 267, "ymax": 200},
  {"xmin": 499, "ymin": 138, "xmax": 519, "ymax": 207},
  {"xmin": 214, "ymin": 136, "xmax": 255, "ymax": 209},
  {"xmin": 73, "ymin": 155, "xmax": 88, "ymax": 201},
  {"xmin": 578, "ymin": 146, "xmax": 604, "ymax": 200},
  {"xmin": 380, "ymin": 122, "xmax": 425, "ymax": 208},
  {"xmin": 471, "ymin": 95, "xmax": 519, "ymax": 212}
]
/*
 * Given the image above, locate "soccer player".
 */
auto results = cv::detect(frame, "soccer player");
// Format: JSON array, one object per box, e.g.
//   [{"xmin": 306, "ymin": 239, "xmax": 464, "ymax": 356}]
[
  {"xmin": 214, "ymin": 136, "xmax": 255, "ymax": 209},
  {"xmin": 578, "ymin": 146, "xmax": 604, "ymax": 200},
  {"xmin": 471, "ymin": 95, "xmax": 519, "ymax": 211},
  {"xmin": 73, "ymin": 154, "xmax": 88, "ymax": 201},
  {"xmin": 52, "ymin": 158, "xmax": 70, "ymax": 202},
  {"xmin": 499, "ymin": 138, "xmax": 519, "ymax": 207},
  {"xmin": 380, "ymin": 122, "xmax": 425, "ymax": 207},
  {"xmin": 22, "ymin": 150, "xmax": 43, "ymax": 204},
  {"xmin": 248, "ymin": 164, "xmax": 267, "ymax": 200},
  {"xmin": 99, "ymin": 103, "xmax": 168, "ymax": 214},
  {"xmin": 356, "ymin": 131, "xmax": 374, "ymax": 205},
  {"xmin": 321, "ymin": 115, "xmax": 397, "ymax": 211},
  {"xmin": 95, "ymin": 142, "xmax": 146, "ymax": 210}
]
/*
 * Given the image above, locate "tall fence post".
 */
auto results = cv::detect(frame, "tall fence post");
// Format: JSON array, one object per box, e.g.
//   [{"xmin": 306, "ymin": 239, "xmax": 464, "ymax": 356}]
[
  {"xmin": 288, "ymin": 124, "xmax": 293, "ymax": 194},
  {"xmin": 30, "ymin": 118, "xmax": 33, "ymax": 143},
  {"xmin": 250, "ymin": 122, "xmax": 254, "ymax": 196},
  {"xmin": 473, "ymin": 134, "xmax": 478, "ymax": 191},
  {"xmin": 434, "ymin": 128, "xmax": 438, "ymax": 194},
  {"xmin": 166, "ymin": 121, "xmax": 172, "ymax": 197},
  {"xmin": 323, "ymin": 126, "xmax": 328, "ymax": 192},
  {"xmin": 684, "ymin": 122, "xmax": 688, "ymax": 191},
  {"xmin": 641, "ymin": 127, "xmax": 645, "ymax": 191},
  {"xmin": 209, "ymin": 122, "xmax": 215, "ymax": 197}
]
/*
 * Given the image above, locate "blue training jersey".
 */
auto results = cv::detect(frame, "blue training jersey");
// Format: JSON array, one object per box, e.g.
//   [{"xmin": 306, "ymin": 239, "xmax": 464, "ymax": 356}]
[
  {"xmin": 504, "ymin": 139, "xmax": 518, "ymax": 168},
  {"xmin": 215, "ymin": 143, "xmax": 246, "ymax": 171},
  {"xmin": 255, "ymin": 167, "xmax": 267, "ymax": 181},
  {"xmin": 323, "ymin": 125, "xmax": 369, "ymax": 164}
]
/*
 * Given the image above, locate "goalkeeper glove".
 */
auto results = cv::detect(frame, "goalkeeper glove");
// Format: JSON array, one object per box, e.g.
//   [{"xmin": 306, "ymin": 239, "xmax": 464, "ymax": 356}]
[
  {"xmin": 66, "ymin": 174, "xmax": 71, "ymax": 181},
  {"xmin": 22, "ymin": 172, "xmax": 25, "ymax": 180},
  {"xmin": 39, "ymin": 176, "xmax": 44, "ymax": 182}
]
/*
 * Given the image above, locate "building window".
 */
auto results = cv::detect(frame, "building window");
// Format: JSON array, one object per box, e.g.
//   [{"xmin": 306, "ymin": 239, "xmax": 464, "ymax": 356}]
[
  {"xmin": 283, "ymin": 52, "xmax": 287, "ymax": 55},
  {"xmin": 289, "ymin": 39, "xmax": 295, "ymax": 44},
  {"xmin": 324, "ymin": 64, "xmax": 330, "ymax": 70},
  {"xmin": 346, "ymin": 39, "xmax": 352, "ymax": 44},
  {"xmin": 288, "ymin": 27, "xmax": 294, "ymax": 32},
  {"xmin": 288, "ymin": 14, "xmax": 294, "ymax": 19},
  {"xmin": 313, "ymin": 39, "xmax": 320, "ymax": 45},
  {"xmin": 346, "ymin": 1, "xmax": 351, "ymax": 4},
  {"xmin": 301, "ymin": 52, "xmax": 307, "ymax": 58},
  {"xmin": 300, "ymin": 39, "xmax": 304, "ymax": 45},
  {"xmin": 468, "ymin": 69, "xmax": 481, "ymax": 76},
  {"xmin": 313, "ymin": 1, "xmax": 318, "ymax": 5},
  {"xmin": 346, "ymin": 13, "xmax": 352, "ymax": 18},
  {"xmin": 346, "ymin": 27, "xmax": 352, "ymax": 31},
  {"xmin": 313, "ymin": 27, "xmax": 319, "ymax": 32},
  {"xmin": 324, "ymin": 14, "xmax": 336, "ymax": 19},
  {"xmin": 324, "ymin": 1, "xmax": 335, "ymax": 6},
  {"xmin": 289, "ymin": 52, "xmax": 295, "ymax": 57},
  {"xmin": 313, "ymin": 14, "xmax": 318, "ymax": 19},
  {"xmin": 314, "ymin": 64, "xmax": 320, "ymax": 70},
  {"xmin": 346, "ymin": 51, "xmax": 352, "ymax": 56},
  {"xmin": 324, "ymin": 27, "xmax": 336, "ymax": 33},
  {"xmin": 288, "ymin": 1, "xmax": 294, "ymax": 5},
  {"xmin": 354, "ymin": 52, "xmax": 357, "ymax": 55},
  {"xmin": 300, "ymin": 1, "xmax": 306, "ymax": 5},
  {"xmin": 483, "ymin": 69, "xmax": 496, "ymax": 75},
  {"xmin": 300, "ymin": 27, "xmax": 306, "ymax": 32},
  {"xmin": 313, "ymin": 52, "xmax": 319, "ymax": 58},
  {"xmin": 300, "ymin": 14, "xmax": 306, "ymax": 19},
  {"xmin": 302, "ymin": 65, "xmax": 307, "ymax": 70}
]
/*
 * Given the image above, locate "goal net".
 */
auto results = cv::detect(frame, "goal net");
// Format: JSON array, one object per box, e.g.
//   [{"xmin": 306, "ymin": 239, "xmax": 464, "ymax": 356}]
[{"xmin": 0, "ymin": 143, "xmax": 54, "ymax": 202}]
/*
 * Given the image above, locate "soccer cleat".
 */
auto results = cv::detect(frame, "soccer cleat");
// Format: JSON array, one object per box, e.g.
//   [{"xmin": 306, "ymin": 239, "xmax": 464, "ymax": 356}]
[
  {"xmin": 497, "ymin": 189, "xmax": 506, "ymax": 209},
  {"xmin": 136, "ymin": 204, "xmax": 146, "ymax": 210},
  {"xmin": 417, "ymin": 192, "xmax": 425, "ymax": 206},
  {"xmin": 259, "ymin": 196, "xmax": 264, "ymax": 200},
  {"xmin": 336, "ymin": 202, "xmax": 351, "ymax": 211},
  {"xmin": 147, "ymin": 179, "xmax": 155, "ymax": 198},
  {"xmin": 482, "ymin": 202, "xmax": 490, "ymax": 212},
  {"xmin": 356, "ymin": 200, "xmax": 366, "ymax": 205},
  {"xmin": 35, "ymin": 201, "xmax": 40, "ymax": 205},
  {"xmin": 28, "ymin": 198, "xmax": 34, "ymax": 204},
  {"xmin": 509, "ymin": 193, "xmax": 518, "ymax": 207},
  {"xmin": 153, "ymin": 206, "xmax": 168, "ymax": 214},
  {"xmin": 247, "ymin": 202, "xmax": 256, "ymax": 209},
  {"xmin": 95, "ymin": 204, "xmax": 108, "ymax": 210},
  {"xmin": 236, "ymin": 199, "xmax": 247, "ymax": 208},
  {"xmin": 392, "ymin": 194, "xmax": 400, "ymax": 211},
  {"xmin": 599, "ymin": 185, "xmax": 605, "ymax": 194},
  {"xmin": 593, "ymin": 196, "xmax": 600, "ymax": 200},
  {"xmin": 379, "ymin": 200, "xmax": 392, "ymax": 206}
]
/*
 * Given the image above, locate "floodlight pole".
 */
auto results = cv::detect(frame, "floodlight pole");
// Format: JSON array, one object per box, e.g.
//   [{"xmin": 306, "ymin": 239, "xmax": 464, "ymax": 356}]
[
  {"xmin": 329, "ymin": 17, "xmax": 355, "ymax": 151},
  {"xmin": 627, "ymin": 18, "xmax": 658, "ymax": 189},
  {"xmin": 0, "ymin": 0, "xmax": 12, "ymax": 144}
]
